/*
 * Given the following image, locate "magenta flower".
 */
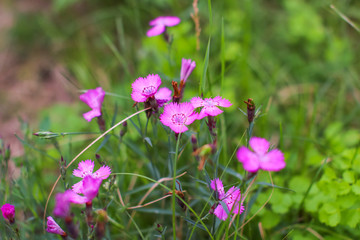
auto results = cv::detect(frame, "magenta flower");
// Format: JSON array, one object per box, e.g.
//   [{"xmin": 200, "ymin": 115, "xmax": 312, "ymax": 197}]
[
  {"xmin": 46, "ymin": 216, "xmax": 67, "ymax": 237},
  {"xmin": 80, "ymin": 87, "xmax": 106, "ymax": 122},
  {"xmin": 147, "ymin": 16, "xmax": 181, "ymax": 37},
  {"xmin": 1, "ymin": 203, "xmax": 15, "ymax": 224},
  {"xmin": 180, "ymin": 58, "xmax": 196, "ymax": 83},
  {"xmin": 210, "ymin": 179, "xmax": 244, "ymax": 221},
  {"xmin": 54, "ymin": 190, "xmax": 87, "ymax": 218},
  {"xmin": 82, "ymin": 175, "xmax": 103, "ymax": 201},
  {"xmin": 155, "ymin": 87, "xmax": 172, "ymax": 107},
  {"xmin": 236, "ymin": 137, "xmax": 286, "ymax": 172},
  {"xmin": 72, "ymin": 160, "xmax": 111, "ymax": 194},
  {"xmin": 191, "ymin": 96, "xmax": 232, "ymax": 119},
  {"xmin": 159, "ymin": 102, "xmax": 198, "ymax": 133},
  {"xmin": 131, "ymin": 74, "xmax": 162, "ymax": 103}
]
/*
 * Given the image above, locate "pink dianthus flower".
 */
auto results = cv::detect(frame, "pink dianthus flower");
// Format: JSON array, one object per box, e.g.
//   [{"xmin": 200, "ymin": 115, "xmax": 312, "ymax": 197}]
[
  {"xmin": 72, "ymin": 160, "xmax": 111, "ymax": 194},
  {"xmin": 210, "ymin": 179, "xmax": 244, "ymax": 221},
  {"xmin": 46, "ymin": 216, "xmax": 67, "ymax": 237},
  {"xmin": 191, "ymin": 96, "xmax": 232, "ymax": 119},
  {"xmin": 80, "ymin": 87, "xmax": 106, "ymax": 122},
  {"xmin": 131, "ymin": 74, "xmax": 162, "ymax": 103},
  {"xmin": 236, "ymin": 137, "xmax": 286, "ymax": 172},
  {"xmin": 147, "ymin": 16, "xmax": 181, "ymax": 37},
  {"xmin": 1, "ymin": 203, "xmax": 15, "ymax": 224},
  {"xmin": 159, "ymin": 102, "xmax": 198, "ymax": 133}
]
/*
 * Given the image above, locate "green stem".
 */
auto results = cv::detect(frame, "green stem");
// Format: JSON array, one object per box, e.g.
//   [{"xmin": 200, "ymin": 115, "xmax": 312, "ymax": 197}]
[{"xmin": 172, "ymin": 132, "xmax": 181, "ymax": 240}]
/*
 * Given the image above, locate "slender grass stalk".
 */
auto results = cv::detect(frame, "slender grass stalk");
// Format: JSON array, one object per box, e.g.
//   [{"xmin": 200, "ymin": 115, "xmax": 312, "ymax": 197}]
[
  {"xmin": 172, "ymin": 132, "xmax": 181, "ymax": 240},
  {"xmin": 113, "ymin": 172, "xmax": 213, "ymax": 239}
]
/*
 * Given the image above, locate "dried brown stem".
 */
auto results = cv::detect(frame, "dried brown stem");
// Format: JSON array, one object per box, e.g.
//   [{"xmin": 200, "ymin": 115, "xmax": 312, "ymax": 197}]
[{"xmin": 190, "ymin": 0, "xmax": 201, "ymax": 51}]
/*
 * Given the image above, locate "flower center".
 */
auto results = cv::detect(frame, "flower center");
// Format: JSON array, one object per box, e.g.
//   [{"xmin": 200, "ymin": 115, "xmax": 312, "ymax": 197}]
[
  {"xmin": 171, "ymin": 113, "xmax": 186, "ymax": 125},
  {"xmin": 204, "ymin": 99, "xmax": 216, "ymax": 107},
  {"xmin": 142, "ymin": 86, "xmax": 156, "ymax": 95},
  {"xmin": 81, "ymin": 170, "xmax": 92, "ymax": 178}
]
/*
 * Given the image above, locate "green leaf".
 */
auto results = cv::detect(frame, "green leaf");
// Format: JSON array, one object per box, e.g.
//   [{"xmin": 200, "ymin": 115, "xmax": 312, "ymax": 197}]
[
  {"xmin": 289, "ymin": 176, "xmax": 310, "ymax": 193},
  {"xmin": 200, "ymin": 38, "xmax": 211, "ymax": 96},
  {"xmin": 184, "ymin": 218, "xmax": 207, "ymax": 231},
  {"xmin": 319, "ymin": 202, "xmax": 341, "ymax": 227},
  {"xmin": 351, "ymin": 180, "xmax": 360, "ymax": 195},
  {"xmin": 261, "ymin": 210, "xmax": 280, "ymax": 229},
  {"xmin": 342, "ymin": 209, "xmax": 360, "ymax": 228},
  {"xmin": 337, "ymin": 194, "xmax": 357, "ymax": 209},
  {"xmin": 343, "ymin": 170, "xmax": 355, "ymax": 184},
  {"xmin": 335, "ymin": 181, "xmax": 351, "ymax": 196}
]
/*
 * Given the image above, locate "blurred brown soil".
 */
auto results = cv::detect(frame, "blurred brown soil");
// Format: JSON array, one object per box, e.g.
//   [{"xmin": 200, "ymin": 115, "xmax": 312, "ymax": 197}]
[{"xmin": 0, "ymin": 1, "xmax": 77, "ymax": 157}]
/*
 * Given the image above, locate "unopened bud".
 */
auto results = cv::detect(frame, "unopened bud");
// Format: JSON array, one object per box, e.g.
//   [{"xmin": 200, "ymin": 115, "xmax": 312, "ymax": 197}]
[
  {"xmin": 244, "ymin": 98, "xmax": 255, "ymax": 124},
  {"xmin": 33, "ymin": 131, "xmax": 58, "ymax": 139},
  {"xmin": 156, "ymin": 223, "xmax": 164, "ymax": 233},
  {"xmin": 5, "ymin": 145, "xmax": 11, "ymax": 161}
]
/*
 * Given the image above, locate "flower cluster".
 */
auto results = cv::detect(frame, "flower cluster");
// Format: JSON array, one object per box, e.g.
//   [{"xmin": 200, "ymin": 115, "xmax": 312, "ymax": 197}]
[{"xmin": 47, "ymin": 11, "xmax": 288, "ymax": 234}]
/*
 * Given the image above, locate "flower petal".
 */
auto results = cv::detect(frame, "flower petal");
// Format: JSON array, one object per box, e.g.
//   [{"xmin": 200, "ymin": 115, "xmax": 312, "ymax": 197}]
[
  {"xmin": 93, "ymin": 165, "xmax": 111, "ymax": 179},
  {"xmin": 169, "ymin": 124, "xmax": 188, "ymax": 134},
  {"xmin": 79, "ymin": 87, "xmax": 105, "ymax": 110},
  {"xmin": 46, "ymin": 216, "xmax": 66, "ymax": 236},
  {"xmin": 155, "ymin": 87, "xmax": 172, "ymax": 107},
  {"xmin": 203, "ymin": 106, "xmax": 223, "ymax": 116},
  {"xmin": 213, "ymin": 203, "xmax": 228, "ymax": 221},
  {"xmin": 259, "ymin": 149, "xmax": 286, "ymax": 171},
  {"xmin": 236, "ymin": 146, "xmax": 260, "ymax": 172},
  {"xmin": 83, "ymin": 109, "xmax": 101, "ymax": 122},
  {"xmin": 162, "ymin": 16, "xmax": 181, "ymax": 26},
  {"xmin": 73, "ymin": 160, "xmax": 94, "ymax": 178},
  {"xmin": 82, "ymin": 176, "xmax": 102, "ymax": 201},
  {"xmin": 213, "ymin": 96, "xmax": 232, "ymax": 107},
  {"xmin": 249, "ymin": 137, "xmax": 270, "ymax": 155},
  {"xmin": 210, "ymin": 178, "xmax": 225, "ymax": 199},
  {"xmin": 71, "ymin": 181, "xmax": 83, "ymax": 194},
  {"xmin": 146, "ymin": 24, "xmax": 166, "ymax": 37},
  {"xmin": 190, "ymin": 97, "xmax": 205, "ymax": 108},
  {"xmin": 131, "ymin": 91, "xmax": 147, "ymax": 103}
]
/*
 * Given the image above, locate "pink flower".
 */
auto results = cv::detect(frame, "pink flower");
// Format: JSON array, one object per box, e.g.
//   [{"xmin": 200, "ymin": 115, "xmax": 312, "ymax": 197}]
[
  {"xmin": 72, "ymin": 160, "xmax": 111, "ymax": 194},
  {"xmin": 180, "ymin": 58, "xmax": 196, "ymax": 83},
  {"xmin": 80, "ymin": 87, "xmax": 106, "ymax": 122},
  {"xmin": 1, "ymin": 203, "xmax": 15, "ymax": 223},
  {"xmin": 54, "ymin": 190, "xmax": 87, "ymax": 218},
  {"xmin": 46, "ymin": 216, "xmax": 67, "ymax": 237},
  {"xmin": 236, "ymin": 137, "xmax": 286, "ymax": 172},
  {"xmin": 147, "ymin": 16, "xmax": 181, "ymax": 37},
  {"xmin": 210, "ymin": 179, "xmax": 244, "ymax": 221},
  {"xmin": 191, "ymin": 96, "xmax": 232, "ymax": 119},
  {"xmin": 159, "ymin": 102, "xmax": 198, "ymax": 133},
  {"xmin": 82, "ymin": 175, "xmax": 103, "ymax": 201},
  {"xmin": 131, "ymin": 74, "xmax": 162, "ymax": 103},
  {"xmin": 155, "ymin": 87, "xmax": 172, "ymax": 107}
]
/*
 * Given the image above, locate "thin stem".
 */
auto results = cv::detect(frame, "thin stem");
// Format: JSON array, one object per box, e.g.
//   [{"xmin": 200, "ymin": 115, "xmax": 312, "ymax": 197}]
[{"xmin": 172, "ymin": 132, "xmax": 182, "ymax": 240}]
